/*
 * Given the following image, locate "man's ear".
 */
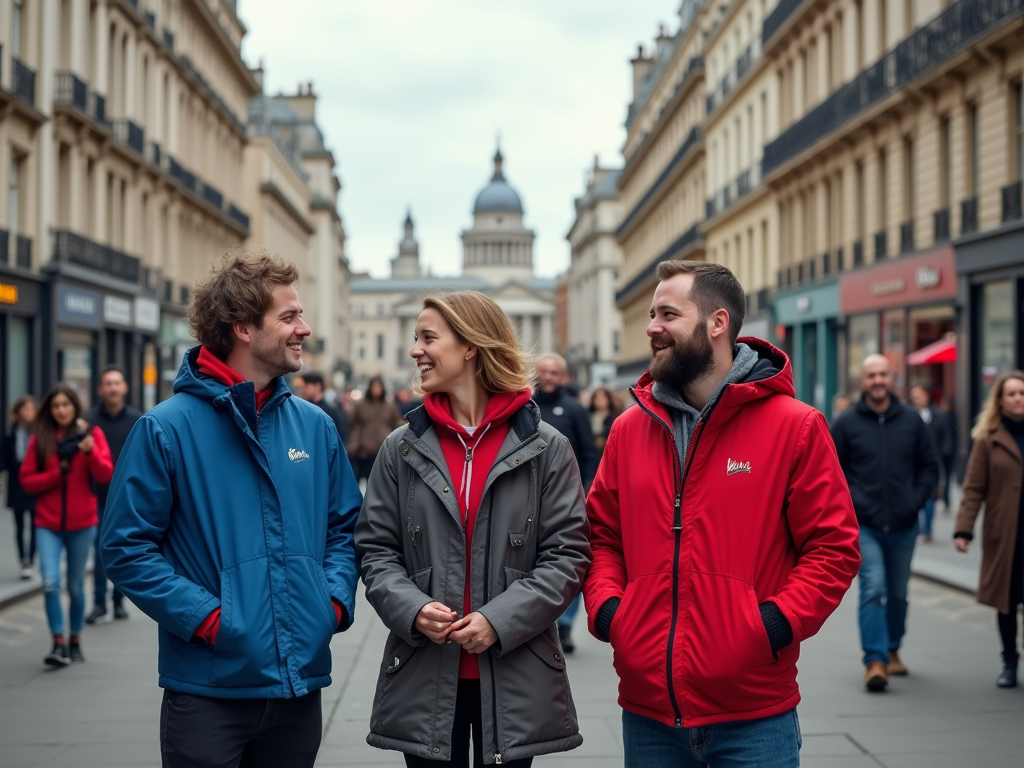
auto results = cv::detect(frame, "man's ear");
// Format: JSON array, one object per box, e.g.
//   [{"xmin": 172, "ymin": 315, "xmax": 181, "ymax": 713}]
[
  {"xmin": 233, "ymin": 321, "xmax": 253, "ymax": 346},
  {"xmin": 709, "ymin": 308, "xmax": 731, "ymax": 341}
]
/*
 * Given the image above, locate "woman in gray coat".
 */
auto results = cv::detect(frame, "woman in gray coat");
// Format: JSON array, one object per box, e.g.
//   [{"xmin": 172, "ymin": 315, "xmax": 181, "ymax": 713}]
[{"xmin": 356, "ymin": 291, "xmax": 591, "ymax": 767}]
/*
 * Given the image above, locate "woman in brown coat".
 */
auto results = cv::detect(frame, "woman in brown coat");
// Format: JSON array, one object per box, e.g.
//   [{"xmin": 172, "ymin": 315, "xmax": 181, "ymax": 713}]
[
  {"xmin": 955, "ymin": 369, "xmax": 1024, "ymax": 688},
  {"xmin": 348, "ymin": 376, "xmax": 405, "ymax": 483}
]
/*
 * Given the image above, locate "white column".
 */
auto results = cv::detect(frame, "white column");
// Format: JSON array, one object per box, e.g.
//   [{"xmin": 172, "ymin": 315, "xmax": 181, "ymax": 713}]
[
  {"xmin": 70, "ymin": 0, "xmax": 86, "ymax": 73},
  {"xmin": 124, "ymin": 28, "xmax": 136, "ymax": 119},
  {"xmin": 93, "ymin": 0, "xmax": 107, "ymax": 96},
  {"xmin": 37, "ymin": 0, "xmax": 57, "ymax": 264}
]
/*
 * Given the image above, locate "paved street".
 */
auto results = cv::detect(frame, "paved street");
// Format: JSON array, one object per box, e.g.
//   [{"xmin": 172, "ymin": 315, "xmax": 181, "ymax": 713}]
[{"xmin": 1, "ymin": 551, "xmax": 1023, "ymax": 767}]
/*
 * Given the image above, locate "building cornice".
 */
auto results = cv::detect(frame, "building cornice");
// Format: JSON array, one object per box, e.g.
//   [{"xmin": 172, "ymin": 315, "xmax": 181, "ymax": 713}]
[{"xmin": 260, "ymin": 181, "xmax": 316, "ymax": 235}]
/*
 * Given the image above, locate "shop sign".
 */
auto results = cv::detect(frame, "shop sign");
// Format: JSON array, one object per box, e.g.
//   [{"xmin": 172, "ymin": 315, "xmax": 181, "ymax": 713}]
[
  {"xmin": 104, "ymin": 295, "xmax": 133, "ymax": 327},
  {"xmin": 840, "ymin": 247, "xmax": 956, "ymax": 314},
  {"xmin": 0, "ymin": 282, "xmax": 17, "ymax": 305},
  {"xmin": 134, "ymin": 297, "xmax": 160, "ymax": 332},
  {"xmin": 161, "ymin": 315, "xmax": 195, "ymax": 345},
  {"xmin": 57, "ymin": 285, "xmax": 102, "ymax": 329}
]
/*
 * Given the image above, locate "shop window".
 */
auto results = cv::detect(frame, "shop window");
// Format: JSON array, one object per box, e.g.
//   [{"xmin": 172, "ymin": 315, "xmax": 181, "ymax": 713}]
[
  {"xmin": 1016, "ymin": 83, "xmax": 1023, "ymax": 181},
  {"xmin": 5, "ymin": 316, "xmax": 31, "ymax": 411},
  {"xmin": 978, "ymin": 280, "xmax": 1014, "ymax": 406},
  {"xmin": 847, "ymin": 313, "xmax": 879, "ymax": 393}
]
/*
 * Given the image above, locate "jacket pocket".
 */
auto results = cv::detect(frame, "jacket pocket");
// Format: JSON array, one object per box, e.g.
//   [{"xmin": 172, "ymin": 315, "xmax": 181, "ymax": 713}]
[
  {"xmin": 371, "ymin": 631, "xmax": 438, "ymax": 746},
  {"xmin": 411, "ymin": 565, "xmax": 432, "ymax": 596},
  {"xmin": 683, "ymin": 571, "xmax": 777, "ymax": 711},
  {"xmin": 494, "ymin": 624, "xmax": 578, "ymax": 750},
  {"xmin": 211, "ymin": 558, "xmax": 280, "ymax": 688},
  {"xmin": 290, "ymin": 555, "xmax": 337, "ymax": 680}
]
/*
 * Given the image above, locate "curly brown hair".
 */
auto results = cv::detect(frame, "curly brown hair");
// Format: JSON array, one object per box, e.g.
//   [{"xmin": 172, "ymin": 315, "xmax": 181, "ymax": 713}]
[{"xmin": 188, "ymin": 247, "xmax": 300, "ymax": 359}]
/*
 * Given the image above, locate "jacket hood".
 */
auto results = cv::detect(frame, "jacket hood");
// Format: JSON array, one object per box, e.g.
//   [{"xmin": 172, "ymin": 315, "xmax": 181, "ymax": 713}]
[
  {"xmin": 632, "ymin": 337, "xmax": 794, "ymax": 418},
  {"xmin": 172, "ymin": 346, "xmax": 292, "ymax": 412},
  {"xmin": 422, "ymin": 388, "xmax": 533, "ymax": 441}
]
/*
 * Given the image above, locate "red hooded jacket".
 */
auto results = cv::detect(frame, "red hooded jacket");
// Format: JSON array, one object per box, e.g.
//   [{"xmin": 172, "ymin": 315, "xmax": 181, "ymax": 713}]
[
  {"xmin": 583, "ymin": 339, "xmax": 859, "ymax": 727},
  {"xmin": 424, "ymin": 388, "xmax": 533, "ymax": 678},
  {"xmin": 21, "ymin": 426, "xmax": 113, "ymax": 532}
]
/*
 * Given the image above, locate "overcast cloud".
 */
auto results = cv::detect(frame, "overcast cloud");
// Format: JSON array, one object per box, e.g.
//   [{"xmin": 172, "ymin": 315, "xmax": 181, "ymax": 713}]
[{"xmin": 239, "ymin": 1, "xmax": 677, "ymax": 279}]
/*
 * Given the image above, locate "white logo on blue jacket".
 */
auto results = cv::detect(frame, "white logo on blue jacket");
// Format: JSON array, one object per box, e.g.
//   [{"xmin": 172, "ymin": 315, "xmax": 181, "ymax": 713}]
[{"xmin": 288, "ymin": 448, "xmax": 310, "ymax": 463}]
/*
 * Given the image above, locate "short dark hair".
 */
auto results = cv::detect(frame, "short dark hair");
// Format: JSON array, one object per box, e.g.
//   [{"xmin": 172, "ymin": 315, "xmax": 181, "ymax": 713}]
[
  {"xmin": 301, "ymin": 371, "xmax": 325, "ymax": 389},
  {"xmin": 911, "ymin": 382, "xmax": 931, "ymax": 396},
  {"xmin": 100, "ymin": 365, "xmax": 128, "ymax": 384},
  {"xmin": 654, "ymin": 260, "xmax": 746, "ymax": 344}
]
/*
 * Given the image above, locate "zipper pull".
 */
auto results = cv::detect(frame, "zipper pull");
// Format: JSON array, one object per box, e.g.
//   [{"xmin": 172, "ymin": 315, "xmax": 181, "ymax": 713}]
[
  {"xmin": 671, "ymin": 494, "xmax": 682, "ymax": 532},
  {"xmin": 675, "ymin": 717, "xmax": 682, "ymax": 728},
  {"xmin": 494, "ymin": 755, "xmax": 502, "ymax": 764},
  {"xmin": 466, "ymin": 446, "xmax": 473, "ymax": 463}
]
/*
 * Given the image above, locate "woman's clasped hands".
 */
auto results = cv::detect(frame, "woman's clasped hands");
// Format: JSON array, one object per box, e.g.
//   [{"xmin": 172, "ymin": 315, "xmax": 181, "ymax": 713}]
[{"xmin": 415, "ymin": 602, "xmax": 497, "ymax": 653}]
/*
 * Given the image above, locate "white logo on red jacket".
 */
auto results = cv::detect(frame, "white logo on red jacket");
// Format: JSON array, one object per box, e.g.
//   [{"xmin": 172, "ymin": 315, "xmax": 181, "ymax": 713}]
[
  {"xmin": 288, "ymin": 448, "xmax": 310, "ymax": 463},
  {"xmin": 726, "ymin": 458, "xmax": 751, "ymax": 475}
]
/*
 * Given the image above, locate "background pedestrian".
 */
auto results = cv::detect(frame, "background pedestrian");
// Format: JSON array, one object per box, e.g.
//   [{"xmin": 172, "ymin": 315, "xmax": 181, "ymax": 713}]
[
  {"xmin": 20, "ymin": 383, "xmax": 112, "ymax": 667},
  {"xmin": 2, "ymin": 395, "xmax": 38, "ymax": 580},
  {"xmin": 357, "ymin": 290, "xmax": 590, "ymax": 767},
  {"xmin": 909, "ymin": 383, "xmax": 952, "ymax": 543},
  {"xmin": 588, "ymin": 385, "xmax": 621, "ymax": 458},
  {"xmin": 831, "ymin": 355, "xmax": 939, "ymax": 691},
  {"xmin": 84, "ymin": 366, "xmax": 141, "ymax": 624},
  {"xmin": 294, "ymin": 370, "xmax": 350, "ymax": 445},
  {"xmin": 939, "ymin": 395, "xmax": 959, "ymax": 508},
  {"xmin": 348, "ymin": 376, "xmax": 405, "ymax": 484},
  {"xmin": 954, "ymin": 370, "xmax": 1024, "ymax": 688}
]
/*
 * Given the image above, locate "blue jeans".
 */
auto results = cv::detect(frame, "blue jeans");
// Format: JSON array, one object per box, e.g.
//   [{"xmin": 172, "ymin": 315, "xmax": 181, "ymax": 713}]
[
  {"xmin": 858, "ymin": 524, "xmax": 917, "ymax": 666},
  {"xmin": 918, "ymin": 498, "xmax": 935, "ymax": 536},
  {"xmin": 622, "ymin": 709, "xmax": 801, "ymax": 768},
  {"xmin": 557, "ymin": 592, "xmax": 582, "ymax": 630},
  {"xmin": 92, "ymin": 501, "xmax": 123, "ymax": 607},
  {"xmin": 38, "ymin": 526, "xmax": 95, "ymax": 636}
]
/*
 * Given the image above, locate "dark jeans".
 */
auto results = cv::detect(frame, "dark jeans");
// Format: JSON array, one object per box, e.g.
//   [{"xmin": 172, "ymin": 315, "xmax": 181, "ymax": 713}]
[
  {"xmin": 93, "ymin": 501, "xmax": 123, "ymax": 607},
  {"xmin": 404, "ymin": 680, "xmax": 533, "ymax": 768},
  {"xmin": 160, "ymin": 689, "xmax": 322, "ymax": 768},
  {"xmin": 622, "ymin": 708, "xmax": 801, "ymax": 768},
  {"xmin": 998, "ymin": 538, "xmax": 1024, "ymax": 664},
  {"xmin": 11, "ymin": 508, "xmax": 35, "ymax": 563}
]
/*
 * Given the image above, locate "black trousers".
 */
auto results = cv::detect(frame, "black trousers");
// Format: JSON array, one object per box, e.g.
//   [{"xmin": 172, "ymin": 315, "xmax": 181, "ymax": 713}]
[
  {"xmin": 404, "ymin": 680, "xmax": 532, "ymax": 768},
  {"xmin": 160, "ymin": 689, "xmax": 322, "ymax": 768},
  {"xmin": 11, "ymin": 508, "xmax": 35, "ymax": 563},
  {"xmin": 998, "ymin": 540, "xmax": 1024, "ymax": 663}
]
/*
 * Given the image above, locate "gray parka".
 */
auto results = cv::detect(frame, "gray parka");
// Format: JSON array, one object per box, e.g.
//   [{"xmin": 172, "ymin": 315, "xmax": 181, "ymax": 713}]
[{"xmin": 355, "ymin": 401, "xmax": 591, "ymax": 764}]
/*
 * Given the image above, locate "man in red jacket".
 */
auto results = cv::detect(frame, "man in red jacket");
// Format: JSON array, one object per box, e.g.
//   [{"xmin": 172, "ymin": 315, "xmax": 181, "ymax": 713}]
[{"xmin": 584, "ymin": 260, "xmax": 860, "ymax": 768}]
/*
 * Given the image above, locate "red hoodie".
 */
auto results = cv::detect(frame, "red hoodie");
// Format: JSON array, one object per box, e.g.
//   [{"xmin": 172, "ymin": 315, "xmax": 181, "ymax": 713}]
[
  {"xmin": 424, "ymin": 388, "xmax": 532, "ymax": 678},
  {"xmin": 190, "ymin": 346, "xmax": 342, "ymax": 647}
]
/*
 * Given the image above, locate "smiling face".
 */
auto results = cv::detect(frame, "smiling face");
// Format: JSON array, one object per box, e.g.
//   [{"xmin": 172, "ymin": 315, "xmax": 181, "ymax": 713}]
[
  {"xmin": 410, "ymin": 307, "xmax": 473, "ymax": 395},
  {"xmin": 999, "ymin": 376, "xmax": 1024, "ymax": 419},
  {"xmin": 98, "ymin": 370, "xmax": 128, "ymax": 410},
  {"xmin": 860, "ymin": 355, "xmax": 893, "ymax": 406},
  {"xmin": 646, "ymin": 273, "xmax": 715, "ymax": 389},
  {"xmin": 50, "ymin": 393, "xmax": 77, "ymax": 429},
  {"xmin": 246, "ymin": 284, "xmax": 311, "ymax": 381},
  {"xmin": 536, "ymin": 357, "xmax": 564, "ymax": 394}
]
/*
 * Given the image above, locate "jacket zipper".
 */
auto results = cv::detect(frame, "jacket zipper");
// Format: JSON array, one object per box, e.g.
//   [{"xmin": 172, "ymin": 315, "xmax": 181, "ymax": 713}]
[
  {"xmin": 632, "ymin": 391, "xmax": 716, "ymax": 728},
  {"xmin": 60, "ymin": 475, "xmax": 69, "ymax": 533},
  {"xmin": 878, "ymin": 414, "xmax": 889, "ymax": 531},
  {"xmin": 483, "ymin": 493, "xmax": 503, "ymax": 764}
]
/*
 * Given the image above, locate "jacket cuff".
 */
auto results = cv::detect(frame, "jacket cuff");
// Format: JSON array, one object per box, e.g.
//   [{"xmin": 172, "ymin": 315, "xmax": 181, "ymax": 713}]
[
  {"xmin": 759, "ymin": 602, "xmax": 793, "ymax": 654},
  {"xmin": 595, "ymin": 597, "xmax": 621, "ymax": 643},
  {"xmin": 953, "ymin": 531, "xmax": 973, "ymax": 541}
]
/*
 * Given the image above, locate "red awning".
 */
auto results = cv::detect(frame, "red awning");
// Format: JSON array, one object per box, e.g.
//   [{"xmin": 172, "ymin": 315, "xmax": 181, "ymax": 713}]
[{"xmin": 907, "ymin": 337, "xmax": 957, "ymax": 365}]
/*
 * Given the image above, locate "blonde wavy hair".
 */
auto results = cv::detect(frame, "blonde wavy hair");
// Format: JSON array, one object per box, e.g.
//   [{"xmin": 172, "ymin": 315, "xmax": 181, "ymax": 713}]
[
  {"xmin": 413, "ymin": 291, "xmax": 534, "ymax": 396},
  {"xmin": 972, "ymin": 369, "xmax": 1024, "ymax": 440}
]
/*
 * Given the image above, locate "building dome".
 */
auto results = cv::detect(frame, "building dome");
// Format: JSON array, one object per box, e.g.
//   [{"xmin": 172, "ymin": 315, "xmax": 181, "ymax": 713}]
[{"xmin": 472, "ymin": 149, "xmax": 523, "ymax": 214}]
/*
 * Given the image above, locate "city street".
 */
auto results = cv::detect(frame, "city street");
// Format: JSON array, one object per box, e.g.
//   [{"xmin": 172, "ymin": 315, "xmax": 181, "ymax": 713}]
[{"xmin": 1, "ymin": 530, "xmax": 1022, "ymax": 767}]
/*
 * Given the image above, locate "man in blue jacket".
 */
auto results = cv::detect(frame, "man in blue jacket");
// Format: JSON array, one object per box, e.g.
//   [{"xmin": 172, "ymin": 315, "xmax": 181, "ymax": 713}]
[{"xmin": 101, "ymin": 249, "xmax": 361, "ymax": 768}]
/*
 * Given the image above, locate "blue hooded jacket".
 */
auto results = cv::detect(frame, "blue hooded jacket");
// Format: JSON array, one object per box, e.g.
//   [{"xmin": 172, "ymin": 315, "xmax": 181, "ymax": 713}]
[{"xmin": 100, "ymin": 348, "xmax": 362, "ymax": 698}]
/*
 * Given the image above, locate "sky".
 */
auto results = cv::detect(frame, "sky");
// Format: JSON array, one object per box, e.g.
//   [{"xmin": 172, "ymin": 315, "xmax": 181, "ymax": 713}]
[{"xmin": 239, "ymin": 1, "xmax": 678, "ymax": 279}]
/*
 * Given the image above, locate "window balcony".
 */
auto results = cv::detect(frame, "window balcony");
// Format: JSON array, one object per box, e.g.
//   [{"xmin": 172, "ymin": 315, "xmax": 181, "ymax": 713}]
[
  {"xmin": 1002, "ymin": 180, "xmax": 1022, "ymax": 222},
  {"xmin": 227, "ymin": 204, "xmax": 250, "ymax": 232},
  {"xmin": 168, "ymin": 156, "xmax": 197, "ymax": 192},
  {"xmin": 201, "ymin": 182, "xmax": 224, "ymax": 210},
  {"xmin": 162, "ymin": 29, "xmax": 174, "ymax": 50},
  {"xmin": 112, "ymin": 119, "xmax": 145, "ymax": 155},
  {"xmin": 763, "ymin": 0, "xmax": 1024, "ymax": 177},
  {"xmin": 146, "ymin": 140, "xmax": 162, "ymax": 167},
  {"xmin": 853, "ymin": 239, "xmax": 864, "ymax": 267},
  {"xmin": 52, "ymin": 230, "xmax": 140, "ymax": 284},
  {"xmin": 15, "ymin": 235, "xmax": 32, "ymax": 269},
  {"xmin": 144, "ymin": 11, "xmax": 156, "ymax": 31},
  {"xmin": 961, "ymin": 197, "xmax": 979, "ymax": 235},
  {"xmin": 54, "ymin": 72, "xmax": 88, "ymax": 111},
  {"xmin": 933, "ymin": 209, "xmax": 951, "ymax": 241},
  {"xmin": 874, "ymin": 230, "xmax": 888, "ymax": 260},
  {"xmin": 12, "ymin": 57, "xmax": 35, "ymax": 106},
  {"xmin": 88, "ymin": 91, "xmax": 107, "ymax": 124},
  {"xmin": 900, "ymin": 220, "xmax": 914, "ymax": 254}
]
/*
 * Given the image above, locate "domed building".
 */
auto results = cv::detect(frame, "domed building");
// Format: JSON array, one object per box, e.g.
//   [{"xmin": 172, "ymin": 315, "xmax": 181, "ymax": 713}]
[{"xmin": 347, "ymin": 146, "xmax": 557, "ymax": 386}]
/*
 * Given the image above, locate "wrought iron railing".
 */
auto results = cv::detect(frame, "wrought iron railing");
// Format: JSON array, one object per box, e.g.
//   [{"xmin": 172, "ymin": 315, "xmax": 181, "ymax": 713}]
[
  {"xmin": 15, "ymin": 235, "xmax": 32, "ymax": 269},
  {"xmin": 144, "ymin": 11, "xmax": 156, "ymax": 30},
  {"xmin": 1002, "ymin": 180, "xmax": 1023, "ymax": 222},
  {"xmin": 900, "ymin": 221, "xmax": 914, "ymax": 253},
  {"xmin": 168, "ymin": 156, "xmax": 197, "ymax": 192},
  {"xmin": 874, "ymin": 230, "xmax": 888, "ymax": 259},
  {"xmin": 762, "ymin": 0, "xmax": 805, "ymax": 47},
  {"xmin": 113, "ymin": 119, "xmax": 144, "ymax": 154},
  {"xmin": 162, "ymin": 29, "xmax": 174, "ymax": 50},
  {"xmin": 227, "ymin": 204, "xmax": 250, "ymax": 231},
  {"xmin": 961, "ymin": 197, "xmax": 979, "ymax": 234},
  {"xmin": 12, "ymin": 57, "xmax": 35, "ymax": 105},
  {"xmin": 707, "ymin": 160, "xmax": 762, "ymax": 218},
  {"xmin": 616, "ymin": 126, "xmax": 702, "ymax": 237},
  {"xmin": 88, "ymin": 91, "xmax": 107, "ymax": 124},
  {"xmin": 763, "ymin": 0, "xmax": 1024, "ymax": 176},
  {"xmin": 54, "ymin": 72, "xmax": 88, "ymax": 111},
  {"xmin": 52, "ymin": 230, "xmax": 140, "ymax": 283},
  {"xmin": 615, "ymin": 223, "xmax": 703, "ymax": 305},
  {"xmin": 934, "ymin": 209, "xmax": 951, "ymax": 241},
  {"xmin": 201, "ymin": 182, "xmax": 224, "ymax": 210},
  {"xmin": 146, "ymin": 141, "xmax": 161, "ymax": 167}
]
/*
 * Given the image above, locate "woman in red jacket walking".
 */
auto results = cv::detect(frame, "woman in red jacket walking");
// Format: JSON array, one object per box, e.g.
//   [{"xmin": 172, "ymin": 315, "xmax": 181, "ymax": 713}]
[{"xmin": 20, "ymin": 383, "xmax": 112, "ymax": 667}]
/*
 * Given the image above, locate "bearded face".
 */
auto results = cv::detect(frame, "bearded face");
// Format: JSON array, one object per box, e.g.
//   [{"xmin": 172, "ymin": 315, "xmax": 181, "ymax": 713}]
[{"xmin": 649, "ymin": 316, "xmax": 715, "ymax": 390}]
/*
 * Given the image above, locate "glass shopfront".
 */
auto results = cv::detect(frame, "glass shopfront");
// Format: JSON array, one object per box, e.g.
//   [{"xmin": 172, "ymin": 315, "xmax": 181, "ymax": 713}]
[{"xmin": 976, "ymin": 279, "xmax": 1014, "ymax": 405}]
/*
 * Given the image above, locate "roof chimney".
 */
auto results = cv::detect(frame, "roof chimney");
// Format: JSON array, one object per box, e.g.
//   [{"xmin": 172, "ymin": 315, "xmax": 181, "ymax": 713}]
[{"xmin": 630, "ymin": 44, "xmax": 653, "ymax": 102}]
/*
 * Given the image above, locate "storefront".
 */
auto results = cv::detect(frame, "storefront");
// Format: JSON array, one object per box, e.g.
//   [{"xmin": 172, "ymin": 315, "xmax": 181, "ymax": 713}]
[
  {"xmin": 774, "ymin": 279, "xmax": 840, "ymax": 414},
  {"xmin": 839, "ymin": 247, "xmax": 958, "ymax": 404},
  {"xmin": 159, "ymin": 312, "xmax": 195, "ymax": 403},
  {"xmin": 954, "ymin": 220, "xmax": 1024, "ymax": 465},
  {"xmin": 0, "ymin": 268, "xmax": 43, "ymax": 421}
]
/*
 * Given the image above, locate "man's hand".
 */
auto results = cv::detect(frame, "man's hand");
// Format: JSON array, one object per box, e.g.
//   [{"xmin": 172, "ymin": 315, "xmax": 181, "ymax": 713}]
[
  {"xmin": 448, "ymin": 612, "xmax": 497, "ymax": 654},
  {"xmin": 415, "ymin": 602, "xmax": 458, "ymax": 644},
  {"xmin": 955, "ymin": 538, "xmax": 970, "ymax": 554}
]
